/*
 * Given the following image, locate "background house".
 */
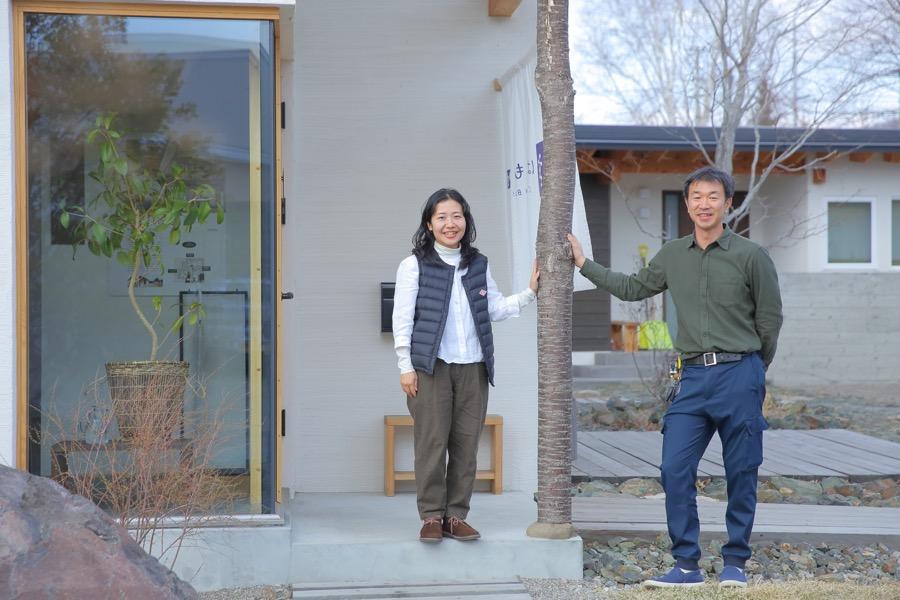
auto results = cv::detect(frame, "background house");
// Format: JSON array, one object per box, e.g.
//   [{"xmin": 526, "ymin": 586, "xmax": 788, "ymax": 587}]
[{"xmin": 572, "ymin": 124, "xmax": 900, "ymax": 385}]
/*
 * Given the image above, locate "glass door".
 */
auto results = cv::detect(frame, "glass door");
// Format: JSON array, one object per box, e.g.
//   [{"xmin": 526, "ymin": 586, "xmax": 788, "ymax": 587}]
[{"xmin": 17, "ymin": 6, "xmax": 279, "ymax": 514}]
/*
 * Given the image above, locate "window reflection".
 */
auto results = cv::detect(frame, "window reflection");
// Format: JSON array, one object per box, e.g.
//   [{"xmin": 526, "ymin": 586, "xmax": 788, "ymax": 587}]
[{"xmin": 25, "ymin": 14, "xmax": 276, "ymax": 514}]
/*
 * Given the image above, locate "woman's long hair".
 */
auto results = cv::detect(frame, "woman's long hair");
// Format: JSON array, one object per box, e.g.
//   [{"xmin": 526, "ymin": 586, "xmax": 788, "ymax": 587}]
[{"xmin": 412, "ymin": 188, "xmax": 479, "ymax": 268}]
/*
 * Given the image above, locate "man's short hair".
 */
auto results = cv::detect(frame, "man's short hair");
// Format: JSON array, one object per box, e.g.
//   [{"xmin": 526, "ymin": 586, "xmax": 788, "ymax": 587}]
[{"xmin": 683, "ymin": 166, "xmax": 735, "ymax": 200}]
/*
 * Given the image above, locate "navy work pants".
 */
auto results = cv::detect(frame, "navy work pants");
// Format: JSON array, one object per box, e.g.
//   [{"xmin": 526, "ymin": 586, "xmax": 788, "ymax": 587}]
[{"xmin": 661, "ymin": 353, "xmax": 769, "ymax": 570}]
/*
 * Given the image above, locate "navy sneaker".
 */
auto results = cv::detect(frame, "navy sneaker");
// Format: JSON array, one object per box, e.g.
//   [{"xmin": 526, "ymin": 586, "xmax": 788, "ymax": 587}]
[
  {"xmin": 641, "ymin": 566, "xmax": 705, "ymax": 588},
  {"xmin": 719, "ymin": 565, "xmax": 748, "ymax": 588}
]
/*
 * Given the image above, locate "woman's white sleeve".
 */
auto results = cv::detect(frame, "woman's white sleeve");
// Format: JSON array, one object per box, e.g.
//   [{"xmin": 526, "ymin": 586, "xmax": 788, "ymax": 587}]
[
  {"xmin": 392, "ymin": 257, "xmax": 418, "ymax": 373},
  {"xmin": 486, "ymin": 264, "xmax": 536, "ymax": 322}
]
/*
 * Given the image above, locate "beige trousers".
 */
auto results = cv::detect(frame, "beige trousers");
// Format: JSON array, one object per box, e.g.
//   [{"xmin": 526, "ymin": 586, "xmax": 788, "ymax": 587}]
[{"xmin": 407, "ymin": 359, "xmax": 489, "ymax": 520}]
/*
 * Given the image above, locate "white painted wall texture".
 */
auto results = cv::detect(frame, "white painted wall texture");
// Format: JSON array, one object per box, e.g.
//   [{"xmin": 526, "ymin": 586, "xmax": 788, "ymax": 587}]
[
  {"xmin": 752, "ymin": 174, "xmax": 809, "ymax": 273},
  {"xmin": 282, "ymin": 1, "xmax": 539, "ymax": 492},
  {"xmin": 1, "ymin": 0, "xmax": 16, "ymax": 467}
]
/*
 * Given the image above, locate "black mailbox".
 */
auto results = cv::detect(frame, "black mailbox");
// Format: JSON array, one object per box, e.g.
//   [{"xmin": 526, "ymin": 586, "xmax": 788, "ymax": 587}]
[{"xmin": 380, "ymin": 282, "xmax": 395, "ymax": 332}]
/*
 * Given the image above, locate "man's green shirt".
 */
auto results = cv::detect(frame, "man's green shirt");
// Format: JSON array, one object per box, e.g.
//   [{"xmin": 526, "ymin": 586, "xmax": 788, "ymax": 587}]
[{"xmin": 580, "ymin": 227, "xmax": 783, "ymax": 366}]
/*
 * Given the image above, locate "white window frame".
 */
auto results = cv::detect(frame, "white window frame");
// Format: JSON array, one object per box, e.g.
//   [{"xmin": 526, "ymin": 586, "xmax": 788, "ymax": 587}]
[
  {"xmin": 890, "ymin": 197, "xmax": 900, "ymax": 270},
  {"xmin": 824, "ymin": 196, "xmax": 876, "ymax": 269}
]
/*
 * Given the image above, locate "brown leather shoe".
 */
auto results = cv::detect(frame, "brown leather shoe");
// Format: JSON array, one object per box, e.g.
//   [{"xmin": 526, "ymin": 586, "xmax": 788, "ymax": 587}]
[
  {"xmin": 442, "ymin": 516, "xmax": 481, "ymax": 540},
  {"xmin": 419, "ymin": 517, "xmax": 443, "ymax": 543}
]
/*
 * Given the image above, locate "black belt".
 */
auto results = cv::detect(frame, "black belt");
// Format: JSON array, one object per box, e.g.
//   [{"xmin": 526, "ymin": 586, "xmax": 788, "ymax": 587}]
[{"xmin": 682, "ymin": 352, "xmax": 746, "ymax": 367}]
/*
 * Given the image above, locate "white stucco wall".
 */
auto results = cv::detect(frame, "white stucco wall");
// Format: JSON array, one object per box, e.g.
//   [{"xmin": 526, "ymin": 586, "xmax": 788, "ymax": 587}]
[
  {"xmin": 282, "ymin": 1, "xmax": 539, "ymax": 492},
  {"xmin": 1, "ymin": 0, "xmax": 14, "ymax": 467},
  {"xmin": 751, "ymin": 174, "xmax": 809, "ymax": 273}
]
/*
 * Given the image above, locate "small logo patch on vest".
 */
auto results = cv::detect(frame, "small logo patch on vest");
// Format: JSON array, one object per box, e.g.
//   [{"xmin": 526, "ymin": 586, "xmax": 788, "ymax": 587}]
[{"xmin": 479, "ymin": 289, "xmax": 487, "ymax": 296}]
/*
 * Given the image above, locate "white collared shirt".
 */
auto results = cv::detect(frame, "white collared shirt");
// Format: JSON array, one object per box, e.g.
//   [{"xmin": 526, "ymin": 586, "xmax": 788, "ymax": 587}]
[{"xmin": 392, "ymin": 244, "xmax": 536, "ymax": 373}]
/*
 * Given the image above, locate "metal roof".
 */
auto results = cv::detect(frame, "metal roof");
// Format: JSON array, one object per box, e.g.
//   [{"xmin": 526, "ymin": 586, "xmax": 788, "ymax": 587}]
[{"xmin": 575, "ymin": 124, "xmax": 900, "ymax": 152}]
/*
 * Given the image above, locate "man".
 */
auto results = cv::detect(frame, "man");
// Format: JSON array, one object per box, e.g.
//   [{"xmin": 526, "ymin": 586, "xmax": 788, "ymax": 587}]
[{"xmin": 568, "ymin": 166, "xmax": 783, "ymax": 588}]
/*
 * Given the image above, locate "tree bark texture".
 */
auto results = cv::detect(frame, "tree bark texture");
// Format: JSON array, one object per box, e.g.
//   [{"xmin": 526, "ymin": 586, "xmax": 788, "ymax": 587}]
[{"xmin": 533, "ymin": 0, "xmax": 575, "ymax": 528}]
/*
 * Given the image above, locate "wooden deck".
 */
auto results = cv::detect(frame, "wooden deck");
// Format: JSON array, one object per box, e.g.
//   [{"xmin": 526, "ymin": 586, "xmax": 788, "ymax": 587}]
[
  {"xmin": 573, "ymin": 495, "xmax": 900, "ymax": 545},
  {"xmin": 574, "ymin": 428, "xmax": 900, "ymax": 480}
]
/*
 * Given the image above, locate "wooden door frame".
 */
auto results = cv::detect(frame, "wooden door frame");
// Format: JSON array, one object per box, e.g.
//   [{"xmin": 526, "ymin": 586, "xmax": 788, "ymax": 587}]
[{"xmin": 13, "ymin": 1, "xmax": 284, "ymax": 504}]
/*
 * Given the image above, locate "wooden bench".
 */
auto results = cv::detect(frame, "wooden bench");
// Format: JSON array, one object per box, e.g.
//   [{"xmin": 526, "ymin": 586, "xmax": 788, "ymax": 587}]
[
  {"xmin": 610, "ymin": 320, "xmax": 640, "ymax": 352},
  {"xmin": 384, "ymin": 414, "xmax": 503, "ymax": 496}
]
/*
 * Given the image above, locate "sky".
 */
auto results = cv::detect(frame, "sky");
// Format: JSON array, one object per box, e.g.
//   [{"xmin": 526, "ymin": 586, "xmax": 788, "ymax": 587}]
[
  {"xmin": 570, "ymin": 4, "xmax": 618, "ymax": 125},
  {"xmin": 568, "ymin": 0, "xmax": 900, "ymax": 128}
]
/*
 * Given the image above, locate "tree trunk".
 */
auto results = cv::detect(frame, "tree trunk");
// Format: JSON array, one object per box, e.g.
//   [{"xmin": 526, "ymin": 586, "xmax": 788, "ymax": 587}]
[{"xmin": 527, "ymin": 0, "xmax": 576, "ymax": 540}]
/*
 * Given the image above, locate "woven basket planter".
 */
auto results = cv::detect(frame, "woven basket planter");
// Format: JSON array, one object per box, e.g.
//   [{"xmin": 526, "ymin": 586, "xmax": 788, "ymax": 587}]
[{"xmin": 105, "ymin": 361, "xmax": 189, "ymax": 440}]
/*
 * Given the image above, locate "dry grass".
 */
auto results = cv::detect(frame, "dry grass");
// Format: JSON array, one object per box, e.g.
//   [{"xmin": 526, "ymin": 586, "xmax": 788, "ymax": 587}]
[
  {"xmin": 43, "ymin": 370, "xmax": 237, "ymax": 567},
  {"xmin": 611, "ymin": 581, "xmax": 900, "ymax": 599}
]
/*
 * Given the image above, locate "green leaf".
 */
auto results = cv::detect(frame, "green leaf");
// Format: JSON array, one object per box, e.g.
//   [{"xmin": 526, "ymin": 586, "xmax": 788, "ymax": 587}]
[
  {"xmin": 88, "ymin": 240, "xmax": 101, "ymax": 256},
  {"xmin": 90, "ymin": 222, "xmax": 107, "ymax": 244},
  {"xmin": 113, "ymin": 158, "xmax": 128, "ymax": 176},
  {"xmin": 152, "ymin": 296, "xmax": 162, "ymax": 313},
  {"xmin": 216, "ymin": 204, "xmax": 225, "ymax": 224},
  {"xmin": 60, "ymin": 211, "xmax": 70, "ymax": 229},
  {"xmin": 188, "ymin": 312, "xmax": 199, "ymax": 326},
  {"xmin": 198, "ymin": 202, "xmax": 212, "ymax": 222},
  {"xmin": 100, "ymin": 143, "xmax": 111, "ymax": 164},
  {"xmin": 116, "ymin": 251, "xmax": 132, "ymax": 267},
  {"xmin": 87, "ymin": 130, "xmax": 98, "ymax": 144},
  {"xmin": 170, "ymin": 315, "xmax": 185, "ymax": 333},
  {"xmin": 169, "ymin": 228, "xmax": 180, "ymax": 245}
]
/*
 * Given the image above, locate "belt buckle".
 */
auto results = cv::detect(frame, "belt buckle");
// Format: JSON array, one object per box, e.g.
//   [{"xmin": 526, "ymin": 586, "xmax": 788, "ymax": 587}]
[{"xmin": 702, "ymin": 352, "xmax": 717, "ymax": 367}]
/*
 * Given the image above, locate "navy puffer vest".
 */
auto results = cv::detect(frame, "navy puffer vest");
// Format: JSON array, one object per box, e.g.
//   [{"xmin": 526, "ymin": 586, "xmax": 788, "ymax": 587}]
[{"xmin": 410, "ymin": 253, "xmax": 495, "ymax": 385}]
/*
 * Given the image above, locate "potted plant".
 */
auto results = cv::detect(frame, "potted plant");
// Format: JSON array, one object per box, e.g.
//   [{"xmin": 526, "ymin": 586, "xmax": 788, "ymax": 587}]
[{"xmin": 60, "ymin": 113, "xmax": 223, "ymax": 439}]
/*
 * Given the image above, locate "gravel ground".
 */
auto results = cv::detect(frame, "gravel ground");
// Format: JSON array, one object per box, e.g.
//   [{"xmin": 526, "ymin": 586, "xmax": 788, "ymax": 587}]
[
  {"xmin": 524, "ymin": 579, "xmax": 900, "ymax": 599},
  {"xmin": 577, "ymin": 381, "xmax": 900, "ymax": 442},
  {"xmin": 199, "ymin": 585, "xmax": 291, "ymax": 600}
]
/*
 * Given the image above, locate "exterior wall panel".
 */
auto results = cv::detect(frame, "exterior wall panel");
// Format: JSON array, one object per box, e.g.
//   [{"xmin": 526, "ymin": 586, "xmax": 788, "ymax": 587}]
[
  {"xmin": 767, "ymin": 272, "xmax": 900, "ymax": 385},
  {"xmin": 283, "ymin": 0, "xmax": 539, "ymax": 492}
]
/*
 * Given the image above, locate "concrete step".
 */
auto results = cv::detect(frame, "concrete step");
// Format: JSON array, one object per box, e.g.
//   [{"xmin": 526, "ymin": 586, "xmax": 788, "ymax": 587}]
[
  {"xmin": 589, "ymin": 351, "xmax": 669, "ymax": 367},
  {"xmin": 288, "ymin": 492, "xmax": 582, "ymax": 586},
  {"xmin": 293, "ymin": 581, "xmax": 531, "ymax": 599},
  {"xmin": 572, "ymin": 364, "xmax": 663, "ymax": 379},
  {"xmin": 571, "ymin": 352, "xmax": 670, "ymax": 385},
  {"xmin": 573, "ymin": 377, "xmax": 644, "ymax": 390}
]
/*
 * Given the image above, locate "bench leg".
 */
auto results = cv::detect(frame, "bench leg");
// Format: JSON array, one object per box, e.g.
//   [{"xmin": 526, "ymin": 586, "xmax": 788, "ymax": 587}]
[
  {"xmin": 491, "ymin": 422, "xmax": 503, "ymax": 494},
  {"xmin": 384, "ymin": 424, "xmax": 395, "ymax": 496}
]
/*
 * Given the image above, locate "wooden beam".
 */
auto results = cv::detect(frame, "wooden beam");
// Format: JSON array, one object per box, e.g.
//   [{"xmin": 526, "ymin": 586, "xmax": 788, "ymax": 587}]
[
  {"xmin": 848, "ymin": 152, "xmax": 874, "ymax": 163},
  {"xmin": 608, "ymin": 149, "xmax": 706, "ymax": 174},
  {"xmin": 576, "ymin": 150, "xmax": 620, "ymax": 181},
  {"xmin": 884, "ymin": 152, "xmax": 900, "ymax": 163},
  {"xmin": 489, "ymin": 0, "xmax": 522, "ymax": 17},
  {"xmin": 812, "ymin": 168, "xmax": 827, "ymax": 184}
]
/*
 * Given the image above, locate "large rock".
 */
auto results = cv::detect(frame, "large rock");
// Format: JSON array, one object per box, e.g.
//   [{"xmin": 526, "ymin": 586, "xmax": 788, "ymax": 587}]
[{"xmin": 0, "ymin": 464, "xmax": 197, "ymax": 599}]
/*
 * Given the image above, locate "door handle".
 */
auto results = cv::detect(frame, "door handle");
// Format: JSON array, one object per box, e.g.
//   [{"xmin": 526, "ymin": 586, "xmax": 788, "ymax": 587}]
[{"xmin": 281, "ymin": 292, "xmax": 294, "ymax": 300}]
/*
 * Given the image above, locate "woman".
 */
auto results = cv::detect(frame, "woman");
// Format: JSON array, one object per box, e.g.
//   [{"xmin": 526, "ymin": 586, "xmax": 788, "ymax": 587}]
[{"xmin": 392, "ymin": 188, "xmax": 539, "ymax": 543}]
